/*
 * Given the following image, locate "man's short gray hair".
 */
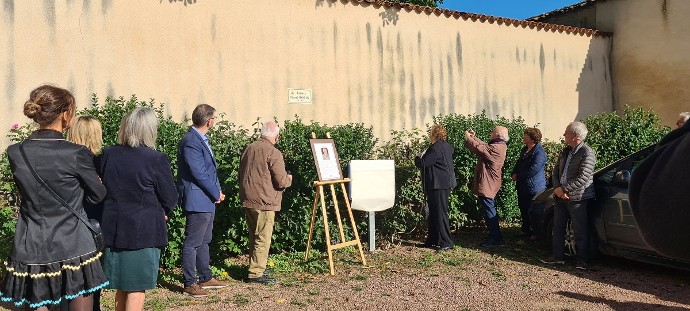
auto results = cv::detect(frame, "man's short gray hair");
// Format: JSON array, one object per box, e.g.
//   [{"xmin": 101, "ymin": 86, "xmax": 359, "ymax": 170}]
[
  {"xmin": 568, "ymin": 121, "xmax": 588, "ymax": 141},
  {"xmin": 261, "ymin": 121, "xmax": 280, "ymax": 138},
  {"xmin": 117, "ymin": 107, "xmax": 159, "ymax": 149}
]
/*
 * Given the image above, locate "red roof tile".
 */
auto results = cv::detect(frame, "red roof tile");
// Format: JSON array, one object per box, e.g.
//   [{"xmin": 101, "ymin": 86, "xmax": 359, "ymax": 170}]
[{"xmin": 344, "ymin": 0, "xmax": 611, "ymax": 37}]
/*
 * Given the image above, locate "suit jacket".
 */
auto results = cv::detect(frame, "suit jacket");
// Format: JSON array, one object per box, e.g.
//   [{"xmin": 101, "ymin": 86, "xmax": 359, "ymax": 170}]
[
  {"xmin": 511, "ymin": 143, "xmax": 547, "ymax": 195},
  {"xmin": 177, "ymin": 127, "xmax": 222, "ymax": 213},
  {"xmin": 100, "ymin": 145, "xmax": 178, "ymax": 249},
  {"xmin": 465, "ymin": 137, "xmax": 507, "ymax": 199},
  {"xmin": 415, "ymin": 140, "xmax": 457, "ymax": 191},
  {"xmin": 552, "ymin": 142, "xmax": 596, "ymax": 201},
  {"xmin": 7, "ymin": 129, "xmax": 106, "ymax": 263}
]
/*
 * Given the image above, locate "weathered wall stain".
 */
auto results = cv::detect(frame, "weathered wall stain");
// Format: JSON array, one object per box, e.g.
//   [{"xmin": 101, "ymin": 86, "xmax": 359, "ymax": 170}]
[
  {"xmin": 455, "ymin": 33, "xmax": 462, "ymax": 74},
  {"xmin": 446, "ymin": 54, "xmax": 455, "ymax": 114},
  {"xmin": 438, "ymin": 58, "xmax": 445, "ymax": 116},
  {"xmin": 210, "ymin": 14, "xmax": 216, "ymax": 43},
  {"xmin": 515, "ymin": 47, "xmax": 521, "ymax": 64},
  {"xmin": 409, "ymin": 75, "xmax": 417, "ymax": 126},
  {"xmin": 5, "ymin": 63, "xmax": 15, "ymax": 108},
  {"xmin": 397, "ymin": 33, "xmax": 406, "ymax": 129},
  {"xmin": 4, "ymin": 0, "xmax": 14, "ymax": 23},
  {"xmin": 0, "ymin": 1, "xmax": 613, "ymax": 148},
  {"xmin": 42, "ymin": 0, "xmax": 55, "ymax": 42},
  {"xmin": 82, "ymin": 0, "xmax": 90, "ymax": 14},
  {"xmin": 101, "ymin": 0, "xmax": 112, "ymax": 14}
]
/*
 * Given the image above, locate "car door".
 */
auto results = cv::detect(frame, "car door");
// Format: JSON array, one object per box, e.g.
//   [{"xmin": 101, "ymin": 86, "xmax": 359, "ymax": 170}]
[{"xmin": 600, "ymin": 148, "xmax": 654, "ymax": 250}]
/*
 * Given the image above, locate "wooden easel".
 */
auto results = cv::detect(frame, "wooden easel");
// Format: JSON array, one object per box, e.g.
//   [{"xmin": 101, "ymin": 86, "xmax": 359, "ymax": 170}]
[{"xmin": 304, "ymin": 133, "xmax": 367, "ymax": 275}]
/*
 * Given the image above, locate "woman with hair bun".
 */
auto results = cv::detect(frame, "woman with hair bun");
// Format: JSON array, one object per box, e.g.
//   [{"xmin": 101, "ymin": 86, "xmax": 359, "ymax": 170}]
[{"xmin": 1, "ymin": 85, "xmax": 108, "ymax": 310}]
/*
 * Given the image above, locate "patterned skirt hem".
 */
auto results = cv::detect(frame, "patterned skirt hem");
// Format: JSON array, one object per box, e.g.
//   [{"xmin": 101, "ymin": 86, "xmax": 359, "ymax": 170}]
[
  {"xmin": 1, "ymin": 251, "xmax": 109, "ymax": 309},
  {"xmin": 1, "ymin": 281, "xmax": 109, "ymax": 309}
]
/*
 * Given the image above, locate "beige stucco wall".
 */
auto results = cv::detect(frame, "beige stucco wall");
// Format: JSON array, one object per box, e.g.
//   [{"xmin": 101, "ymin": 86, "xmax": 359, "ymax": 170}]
[
  {"xmin": 0, "ymin": 1, "xmax": 612, "ymax": 150},
  {"xmin": 593, "ymin": 0, "xmax": 690, "ymax": 127}
]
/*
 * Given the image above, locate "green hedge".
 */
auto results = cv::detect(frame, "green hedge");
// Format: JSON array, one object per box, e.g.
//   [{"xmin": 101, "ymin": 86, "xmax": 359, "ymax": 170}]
[{"xmin": 0, "ymin": 97, "xmax": 669, "ymax": 272}]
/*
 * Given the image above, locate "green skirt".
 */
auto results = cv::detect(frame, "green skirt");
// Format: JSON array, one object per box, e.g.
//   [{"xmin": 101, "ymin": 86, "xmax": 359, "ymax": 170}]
[{"xmin": 103, "ymin": 247, "xmax": 161, "ymax": 291}]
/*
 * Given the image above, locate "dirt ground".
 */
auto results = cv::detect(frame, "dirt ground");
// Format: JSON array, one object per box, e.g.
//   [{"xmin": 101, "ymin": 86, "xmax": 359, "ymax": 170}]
[{"xmin": 3, "ymin": 227, "xmax": 690, "ymax": 310}]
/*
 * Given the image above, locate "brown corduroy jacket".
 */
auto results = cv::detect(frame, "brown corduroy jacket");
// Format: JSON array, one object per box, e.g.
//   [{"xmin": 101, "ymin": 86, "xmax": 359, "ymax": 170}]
[
  {"xmin": 465, "ymin": 137, "xmax": 507, "ymax": 199},
  {"xmin": 239, "ymin": 138, "xmax": 292, "ymax": 211}
]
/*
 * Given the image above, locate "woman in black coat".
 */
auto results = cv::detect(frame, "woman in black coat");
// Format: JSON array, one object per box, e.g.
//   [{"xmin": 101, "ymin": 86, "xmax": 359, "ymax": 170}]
[
  {"xmin": 1, "ymin": 85, "xmax": 107, "ymax": 311},
  {"xmin": 415, "ymin": 125, "xmax": 457, "ymax": 251},
  {"xmin": 99, "ymin": 107, "xmax": 178, "ymax": 311}
]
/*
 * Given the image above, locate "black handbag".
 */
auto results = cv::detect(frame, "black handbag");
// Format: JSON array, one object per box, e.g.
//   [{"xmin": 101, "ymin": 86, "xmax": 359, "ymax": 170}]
[{"xmin": 19, "ymin": 142, "xmax": 105, "ymax": 251}]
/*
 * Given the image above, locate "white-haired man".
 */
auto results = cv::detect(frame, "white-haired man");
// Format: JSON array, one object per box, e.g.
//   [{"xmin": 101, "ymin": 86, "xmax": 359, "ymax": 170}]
[
  {"xmin": 676, "ymin": 112, "xmax": 690, "ymax": 128},
  {"xmin": 239, "ymin": 121, "xmax": 293, "ymax": 284},
  {"xmin": 542, "ymin": 121, "xmax": 596, "ymax": 270}
]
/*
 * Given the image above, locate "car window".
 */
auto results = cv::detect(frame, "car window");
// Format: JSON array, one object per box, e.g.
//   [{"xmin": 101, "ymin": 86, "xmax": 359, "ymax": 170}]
[
  {"xmin": 597, "ymin": 147, "xmax": 654, "ymax": 185},
  {"xmin": 597, "ymin": 166, "xmax": 617, "ymax": 184}
]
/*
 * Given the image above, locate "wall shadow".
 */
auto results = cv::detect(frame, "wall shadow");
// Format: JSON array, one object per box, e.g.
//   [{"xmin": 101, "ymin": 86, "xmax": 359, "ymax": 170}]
[
  {"xmin": 576, "ymin": 37, "xmax": 613, "ymax": 122},
  {"xmin": 557, "ymin": 291, "xmax": 690, "ymax": 310}
]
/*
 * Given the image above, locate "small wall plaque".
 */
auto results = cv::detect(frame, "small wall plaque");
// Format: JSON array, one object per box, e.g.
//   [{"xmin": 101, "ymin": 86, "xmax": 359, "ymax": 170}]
[{"xmin": 288, "ymin": 88, "xmax": 313, "ymax": 104}]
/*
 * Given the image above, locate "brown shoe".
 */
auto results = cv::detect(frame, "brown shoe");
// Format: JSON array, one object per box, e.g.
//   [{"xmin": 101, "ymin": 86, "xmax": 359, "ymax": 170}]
[
  {"xmin": 184, "ymin": 284, "xmax": 209, "ymax": 297},
  {"xmin": 199, "ymin": 278, "xmax": 229, "ymax": 289}
]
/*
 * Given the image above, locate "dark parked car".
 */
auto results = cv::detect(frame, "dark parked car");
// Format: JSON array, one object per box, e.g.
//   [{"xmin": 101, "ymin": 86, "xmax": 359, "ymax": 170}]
[{"xmin": 529, "ymin": 145, "xmax": 690, "ymax": 270}]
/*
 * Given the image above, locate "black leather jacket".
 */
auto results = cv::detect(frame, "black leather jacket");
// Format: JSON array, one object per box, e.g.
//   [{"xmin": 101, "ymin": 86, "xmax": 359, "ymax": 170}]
[{"xmin": 7, "ymin": 129, "xmax": 106, "ymax": 264}]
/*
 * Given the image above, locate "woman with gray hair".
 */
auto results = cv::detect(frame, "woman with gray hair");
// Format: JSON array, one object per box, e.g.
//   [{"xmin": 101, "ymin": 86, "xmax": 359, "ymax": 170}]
[{"xmin": 99, "ymin": 107, "xmax": 178, "ymax": 311}]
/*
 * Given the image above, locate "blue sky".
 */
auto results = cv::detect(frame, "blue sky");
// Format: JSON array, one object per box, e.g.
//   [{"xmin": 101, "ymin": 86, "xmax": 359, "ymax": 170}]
[{"xmin": 439, "ymin": 0, "xmax": 584, "ymax": 20}]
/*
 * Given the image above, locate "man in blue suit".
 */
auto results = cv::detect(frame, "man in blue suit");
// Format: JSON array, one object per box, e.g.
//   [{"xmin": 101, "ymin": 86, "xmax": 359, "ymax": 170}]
[{"xmin": 177, "ymin": 104, "xmax": 227, "ymax": 297}]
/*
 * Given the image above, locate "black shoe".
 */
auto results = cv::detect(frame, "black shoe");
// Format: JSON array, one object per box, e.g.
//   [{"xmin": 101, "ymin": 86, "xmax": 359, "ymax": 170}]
[
  {"xmin": 246, "ymin": 275, "xmax": 276, "ymax": 284},
  {"xmin": 418, "ymin": 243, "xmax": 436, "ymax": 249},
  {"xmin": 479, "ymin": 240, "xmax": 505, "ymax": 247},
  {"xmin": 575, "ymin": 261, "xmax": 589, "ymax": 271},
  {"xmin": 263, "ymin": 268, "xmax": 274, "ymax": 277}
]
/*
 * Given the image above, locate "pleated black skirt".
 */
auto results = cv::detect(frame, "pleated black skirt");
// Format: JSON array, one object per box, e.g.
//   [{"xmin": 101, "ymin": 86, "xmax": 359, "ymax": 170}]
[{"xmin": 0, "ymin": 251, "xmax": 109, "ymax": 309}]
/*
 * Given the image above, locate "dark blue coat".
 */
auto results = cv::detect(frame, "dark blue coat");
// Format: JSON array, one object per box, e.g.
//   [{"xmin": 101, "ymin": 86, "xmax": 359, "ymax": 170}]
[
  {"xmin": 100, "ymin": 145, "xmax": 178, "ymax": 249},
  {"xmin": 176, "ymin": 127, "xmax": 222, "ymax": 213},
  {"xmin": 511, "ymin": 143, "xmax": 547, "ymax": 195},
  {"xmin": 415, "ymin": 140, "xmax": 457, "ymax": 191}
]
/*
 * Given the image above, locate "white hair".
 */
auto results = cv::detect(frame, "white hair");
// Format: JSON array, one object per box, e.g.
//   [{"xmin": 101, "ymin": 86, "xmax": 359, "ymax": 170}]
[
  {"xmin": 117, "ymin": 107, "xmax": 159, "ymax": 149},
  {"xmin": 261, "ymin": 121, "xmax": 280, "ymax": 138},
  {"xmin": 679, "ymin": 112, "xmax": 690, "ymax": 123},
  {"xmin": 568, "ymin": 121, "xmax": 588, "ymax": 141}
]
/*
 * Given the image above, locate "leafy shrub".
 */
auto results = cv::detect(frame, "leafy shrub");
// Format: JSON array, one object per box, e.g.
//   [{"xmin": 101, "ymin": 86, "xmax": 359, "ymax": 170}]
[
  {"xmin": 374, "ymin": 129, "xmax": 427, "ymax": 241},
  {"xmin": 583, "ymin": 106, "xmax": 669, "ymax": 170},
  {"xmin": 0, "ymin": 97, "xmax": 670, "ymax": 273}
]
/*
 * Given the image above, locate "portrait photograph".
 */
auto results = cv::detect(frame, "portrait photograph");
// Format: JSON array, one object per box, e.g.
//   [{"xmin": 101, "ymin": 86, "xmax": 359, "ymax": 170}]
[{"xmin": 310, "ymin": 139, "xmax": 343, "ymax": 181}]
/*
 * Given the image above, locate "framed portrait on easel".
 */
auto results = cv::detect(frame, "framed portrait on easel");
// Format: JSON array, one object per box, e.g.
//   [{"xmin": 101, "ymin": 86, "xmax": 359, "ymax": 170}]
[{"xmin": 310, "ymin": 138, "xmax": 343, "ymax": 181}]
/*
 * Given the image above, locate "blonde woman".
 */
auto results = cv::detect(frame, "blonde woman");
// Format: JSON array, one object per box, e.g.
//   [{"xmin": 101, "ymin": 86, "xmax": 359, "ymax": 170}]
[
  {"xmin": 68, "ymin": 116, "xmax": 103, "ymax": 155},
  {"xmin": 67, "ymin": 115, "xmax": 105, "ymax": 311}
]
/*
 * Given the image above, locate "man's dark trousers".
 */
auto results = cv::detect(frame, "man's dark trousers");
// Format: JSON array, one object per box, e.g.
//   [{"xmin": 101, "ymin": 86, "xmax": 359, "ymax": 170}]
[
  {"xmin": 480, "ymin": 196, "xmax": 503, "ymax": 243},
  {"xmin": 552, "ymin": 198, "xmax": 589, "ymax": 263},
  {"xmin": 182, "ymin": 212, "xmax": 214, "ymax": 287}
]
